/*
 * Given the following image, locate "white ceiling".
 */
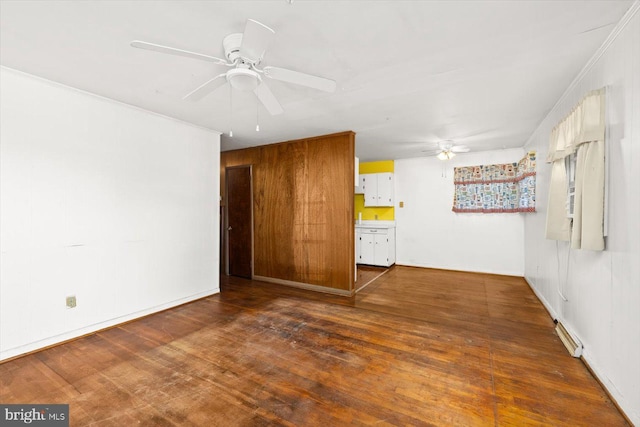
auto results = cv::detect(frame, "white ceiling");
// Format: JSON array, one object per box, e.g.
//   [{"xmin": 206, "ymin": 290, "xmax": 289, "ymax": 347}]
[{"xmin": 0, "ymin": 1, "xmax": 633, "ymax": 161}]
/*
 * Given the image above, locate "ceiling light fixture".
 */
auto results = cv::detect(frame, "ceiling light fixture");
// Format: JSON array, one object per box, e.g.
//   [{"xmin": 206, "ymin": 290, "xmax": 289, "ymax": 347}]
[
  {"xmin": 437, "ymin": 150, "xmax": 456, "ymax": 161},
  {"xmin": 226, "ymin": 68, "xmax": 261, "ymax": 91}
]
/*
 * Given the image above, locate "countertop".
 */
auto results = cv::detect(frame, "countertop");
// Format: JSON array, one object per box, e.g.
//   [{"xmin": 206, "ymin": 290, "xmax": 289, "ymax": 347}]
[{"xmin": 354, "ymin": 220, "xmax": 395, "ymax": 229}]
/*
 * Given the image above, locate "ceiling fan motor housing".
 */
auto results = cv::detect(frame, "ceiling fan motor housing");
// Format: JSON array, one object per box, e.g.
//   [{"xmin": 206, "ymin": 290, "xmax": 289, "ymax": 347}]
[
  {"xmin": 439, "ymin": 140, "xmax": 454, "ymax": 151},
  {"xmin": 223, "ymin": 33, "xmax": 244, "ymax": 63}
]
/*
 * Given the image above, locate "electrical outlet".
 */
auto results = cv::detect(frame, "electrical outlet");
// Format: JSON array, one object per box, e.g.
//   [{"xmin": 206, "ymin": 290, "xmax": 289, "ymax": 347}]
[{"xmin": 66, "ymin": 295, "xmax": 76, "ymax": 309}]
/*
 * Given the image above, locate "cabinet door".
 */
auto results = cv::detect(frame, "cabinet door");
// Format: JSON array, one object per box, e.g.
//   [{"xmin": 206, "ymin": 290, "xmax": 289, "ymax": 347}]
[
  {"xmin": 362, "ymin": 174, "xmax": 378, "ymax": 206},
  {"xmin": 376, "ymin": 173, "xmax": 394, "ymax": 206},
  {"xmin": 355, "ymin": 229, "xmax": 359, "ymax": 281},
  {"xmin": 355, "ymin": 174, "xmax": 365, "ymax": 194},
  {"xmin": 359, "ymin": 232, "xmax": 375, "ymax": 264},
  {"xmin": 374, "ymin": 234, "xmax": 389, "ymax": 266},
  {"xmin": 387, "ymin": 227, "xmax": 396, "ymax": 265}
]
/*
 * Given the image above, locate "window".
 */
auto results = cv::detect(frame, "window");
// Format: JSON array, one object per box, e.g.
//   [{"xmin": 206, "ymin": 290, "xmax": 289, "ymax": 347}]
[{"xmin": 545, "ymin": 88, "xmax": 606, "ymax": 250}]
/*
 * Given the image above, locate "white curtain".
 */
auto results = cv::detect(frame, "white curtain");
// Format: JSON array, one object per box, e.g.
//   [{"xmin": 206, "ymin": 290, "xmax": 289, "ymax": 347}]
[
  {"xmin": 571, "ymin": 140, "xmax": 605, "ymax": 250},
  {"xmin": 545, "ymin": 88, "xmax": 606, "ymax": 250},
  {"xmin": 545, "ymin": 160, "xmax": 571, "ymax": 241}
]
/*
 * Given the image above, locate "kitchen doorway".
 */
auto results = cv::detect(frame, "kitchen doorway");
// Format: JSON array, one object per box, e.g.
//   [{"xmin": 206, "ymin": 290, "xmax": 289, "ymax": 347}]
[{"xmin": 226, "ymin": 165, "xmax": 253, "ymax": 279}]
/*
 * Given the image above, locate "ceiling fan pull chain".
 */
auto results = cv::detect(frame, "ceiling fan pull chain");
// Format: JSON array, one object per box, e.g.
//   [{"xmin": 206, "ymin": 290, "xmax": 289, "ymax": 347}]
[
  {"xmin": 229, "ymin": 87, "xmax": 233, "ymax": 137},
  {"xmin": 256, "ymin": 98, "xmax": 260, "ymax": 132}
]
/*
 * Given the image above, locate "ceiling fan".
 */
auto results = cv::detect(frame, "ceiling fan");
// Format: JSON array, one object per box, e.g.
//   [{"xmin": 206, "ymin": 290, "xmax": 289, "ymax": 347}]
[
  {"xmin": 423, "ymin": 140, "xmax": 470, "ymax": 160},
  {"xmin": 130, "ymin": 19, "xmax": 336, "ymax": 115}
]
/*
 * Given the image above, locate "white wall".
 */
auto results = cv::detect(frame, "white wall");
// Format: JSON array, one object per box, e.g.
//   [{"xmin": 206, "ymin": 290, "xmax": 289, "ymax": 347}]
[
  {"xmin": 395, "ymin": 148, "xmax": 525, "ymax": 276},
  {"xmin": 0, "ymin": 67, "xmax": 221, "ymax": 361},
  {"xmin": 523, "ymin": 4, "xmax": 640, "ymax": 424}
]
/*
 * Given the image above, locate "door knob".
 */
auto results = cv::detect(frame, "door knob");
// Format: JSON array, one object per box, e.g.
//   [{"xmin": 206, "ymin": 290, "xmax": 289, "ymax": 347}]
[{"xmin": 228, "ymin": 226, "xmax": 232, "ymax": 231}]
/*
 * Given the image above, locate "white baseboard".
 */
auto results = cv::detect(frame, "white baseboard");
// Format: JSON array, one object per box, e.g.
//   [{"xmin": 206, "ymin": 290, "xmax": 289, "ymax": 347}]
[
  {"xmin": 581, "ymin": 348, "xmax": 638, "ymax": 426},
  {"xmin": 0, "ymin": 288, "xmax": 220, "ymax": 362},
  {"xmin": 523, "ymin": 276, "xmax": 637, "ymax": 425},
  {"xmin": 396, "ymin": 262, "xmax": 523, "ymax": 277},
  {"xmin": 523, "ymin": 276, "xmax": 558, "ymax": 320}
]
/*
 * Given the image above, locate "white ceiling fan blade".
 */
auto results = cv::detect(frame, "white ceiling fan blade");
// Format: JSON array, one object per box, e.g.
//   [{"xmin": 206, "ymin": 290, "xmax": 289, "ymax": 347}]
[
  {"xmin": 420, "ymin": 150, "xmax": 441, "ymax": 156},
  {"xmin": 239, "ymin": 19, "xmax": 275, "ymax": 63},
  {"xmin": 451, "ymin": 145, "xmax": 470, "ymax": 153},
  {"xmin": 131, "ymin": 40, "xmax": 228, "ymax": 65},
  {"xmin": 263, "ymin": 66, "xmax": 336, "ymax": 93},
  {"xmin": 456, "ymin": 128, "xmax": 500, "ymax": 140},
  {"xmin": 437, "ymin": 141, "xmax": 454, "ymax": 151},
  {"xmin": 254, "ymin": 83, "xmax": 283, "ymax": 115},
  {"xmin": 183, "ymin": 74, "xmax": 227, "ymax": 101}
]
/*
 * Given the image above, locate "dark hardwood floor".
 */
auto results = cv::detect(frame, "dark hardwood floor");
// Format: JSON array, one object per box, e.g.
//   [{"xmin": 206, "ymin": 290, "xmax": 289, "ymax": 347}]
[{"xmin": 0, "ymin": 266, "xmax": 629, "ymax": 426}]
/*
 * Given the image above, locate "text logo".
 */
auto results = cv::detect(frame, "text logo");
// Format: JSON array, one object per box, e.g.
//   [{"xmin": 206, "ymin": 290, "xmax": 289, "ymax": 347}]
[{"xmin": 0, "ymin": 405, "xmax": 69, "ymax": 426}]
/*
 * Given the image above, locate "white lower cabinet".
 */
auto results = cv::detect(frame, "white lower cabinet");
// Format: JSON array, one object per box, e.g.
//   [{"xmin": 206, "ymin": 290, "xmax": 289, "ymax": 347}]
[{"xmin": 356, "ymin": 227, "xmax": 395, "ymax": 267}]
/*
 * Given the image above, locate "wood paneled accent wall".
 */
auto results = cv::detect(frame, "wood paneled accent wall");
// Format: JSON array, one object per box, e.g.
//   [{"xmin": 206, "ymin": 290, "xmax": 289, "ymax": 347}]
[{"xmin": 220, "ymin": 131, "xmax": 355, "ymax": 294}]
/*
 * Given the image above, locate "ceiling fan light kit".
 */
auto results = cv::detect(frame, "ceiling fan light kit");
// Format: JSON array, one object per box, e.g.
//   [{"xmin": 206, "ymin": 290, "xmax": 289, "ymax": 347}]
[
  {"xmin": 131, "ymin": 18, "xmax": 336, "ymax": 124},
  {"xmin": 227, "ymin": 67, "xmax": 261, "ymax": 91},
  {"xmin": 422, "ymin": 140, "xmax": 470, "ymax": 160},
  {"xmin": 437, "ymin": 151, "xmax": 456, "ymax": 161}
]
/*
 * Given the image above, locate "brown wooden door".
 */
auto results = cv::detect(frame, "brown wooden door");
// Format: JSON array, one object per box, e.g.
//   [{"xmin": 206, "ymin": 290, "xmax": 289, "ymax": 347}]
[{"xmin": 226, "ymin": 166, "xmax": 252, "ymax": 279}]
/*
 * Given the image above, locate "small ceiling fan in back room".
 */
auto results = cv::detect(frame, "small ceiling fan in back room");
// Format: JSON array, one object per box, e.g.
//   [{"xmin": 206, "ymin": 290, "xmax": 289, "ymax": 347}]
[
  {"xmin": 423, "ymin": 140, "xmax": 470, "ymax": 160},
  {"xmin": 131, "ymin": 18, "xmax": 336, "ymax": 117}
]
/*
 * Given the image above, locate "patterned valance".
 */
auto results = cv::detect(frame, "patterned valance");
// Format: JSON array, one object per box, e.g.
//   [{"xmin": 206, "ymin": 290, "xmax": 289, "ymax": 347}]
[{"xmin": 452, "ymin": 152, "xmax": 536, "ymax": 213}]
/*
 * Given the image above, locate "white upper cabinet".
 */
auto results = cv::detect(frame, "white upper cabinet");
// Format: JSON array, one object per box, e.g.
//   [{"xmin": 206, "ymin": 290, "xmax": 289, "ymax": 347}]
[
  {"xmin": 376, "ymin": 172, "xmax": 393, "ymax": 206},
  {"xmin": 355, "ymin": 173, "xmax": 365, "ymax": 194},
  {"xmin": 361, "ymin": 173, "xmax": 394, "ymax": 207}
]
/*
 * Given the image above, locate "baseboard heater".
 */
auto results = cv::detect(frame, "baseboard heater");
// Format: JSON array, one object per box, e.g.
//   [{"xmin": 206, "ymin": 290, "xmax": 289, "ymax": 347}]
[{"xmin": 555, "ymin": 321, "xmax": 583, "ymax": 358}]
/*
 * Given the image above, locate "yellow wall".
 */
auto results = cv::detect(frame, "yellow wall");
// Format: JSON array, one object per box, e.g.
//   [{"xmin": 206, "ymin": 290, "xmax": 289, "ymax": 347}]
[
  {"xmin": 355, "ymin": 160, "xmax": 394, "ymax": 221},
  {"xmin": 359, "ymin": 160, "xmax": 394, "ymax": 174}
]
